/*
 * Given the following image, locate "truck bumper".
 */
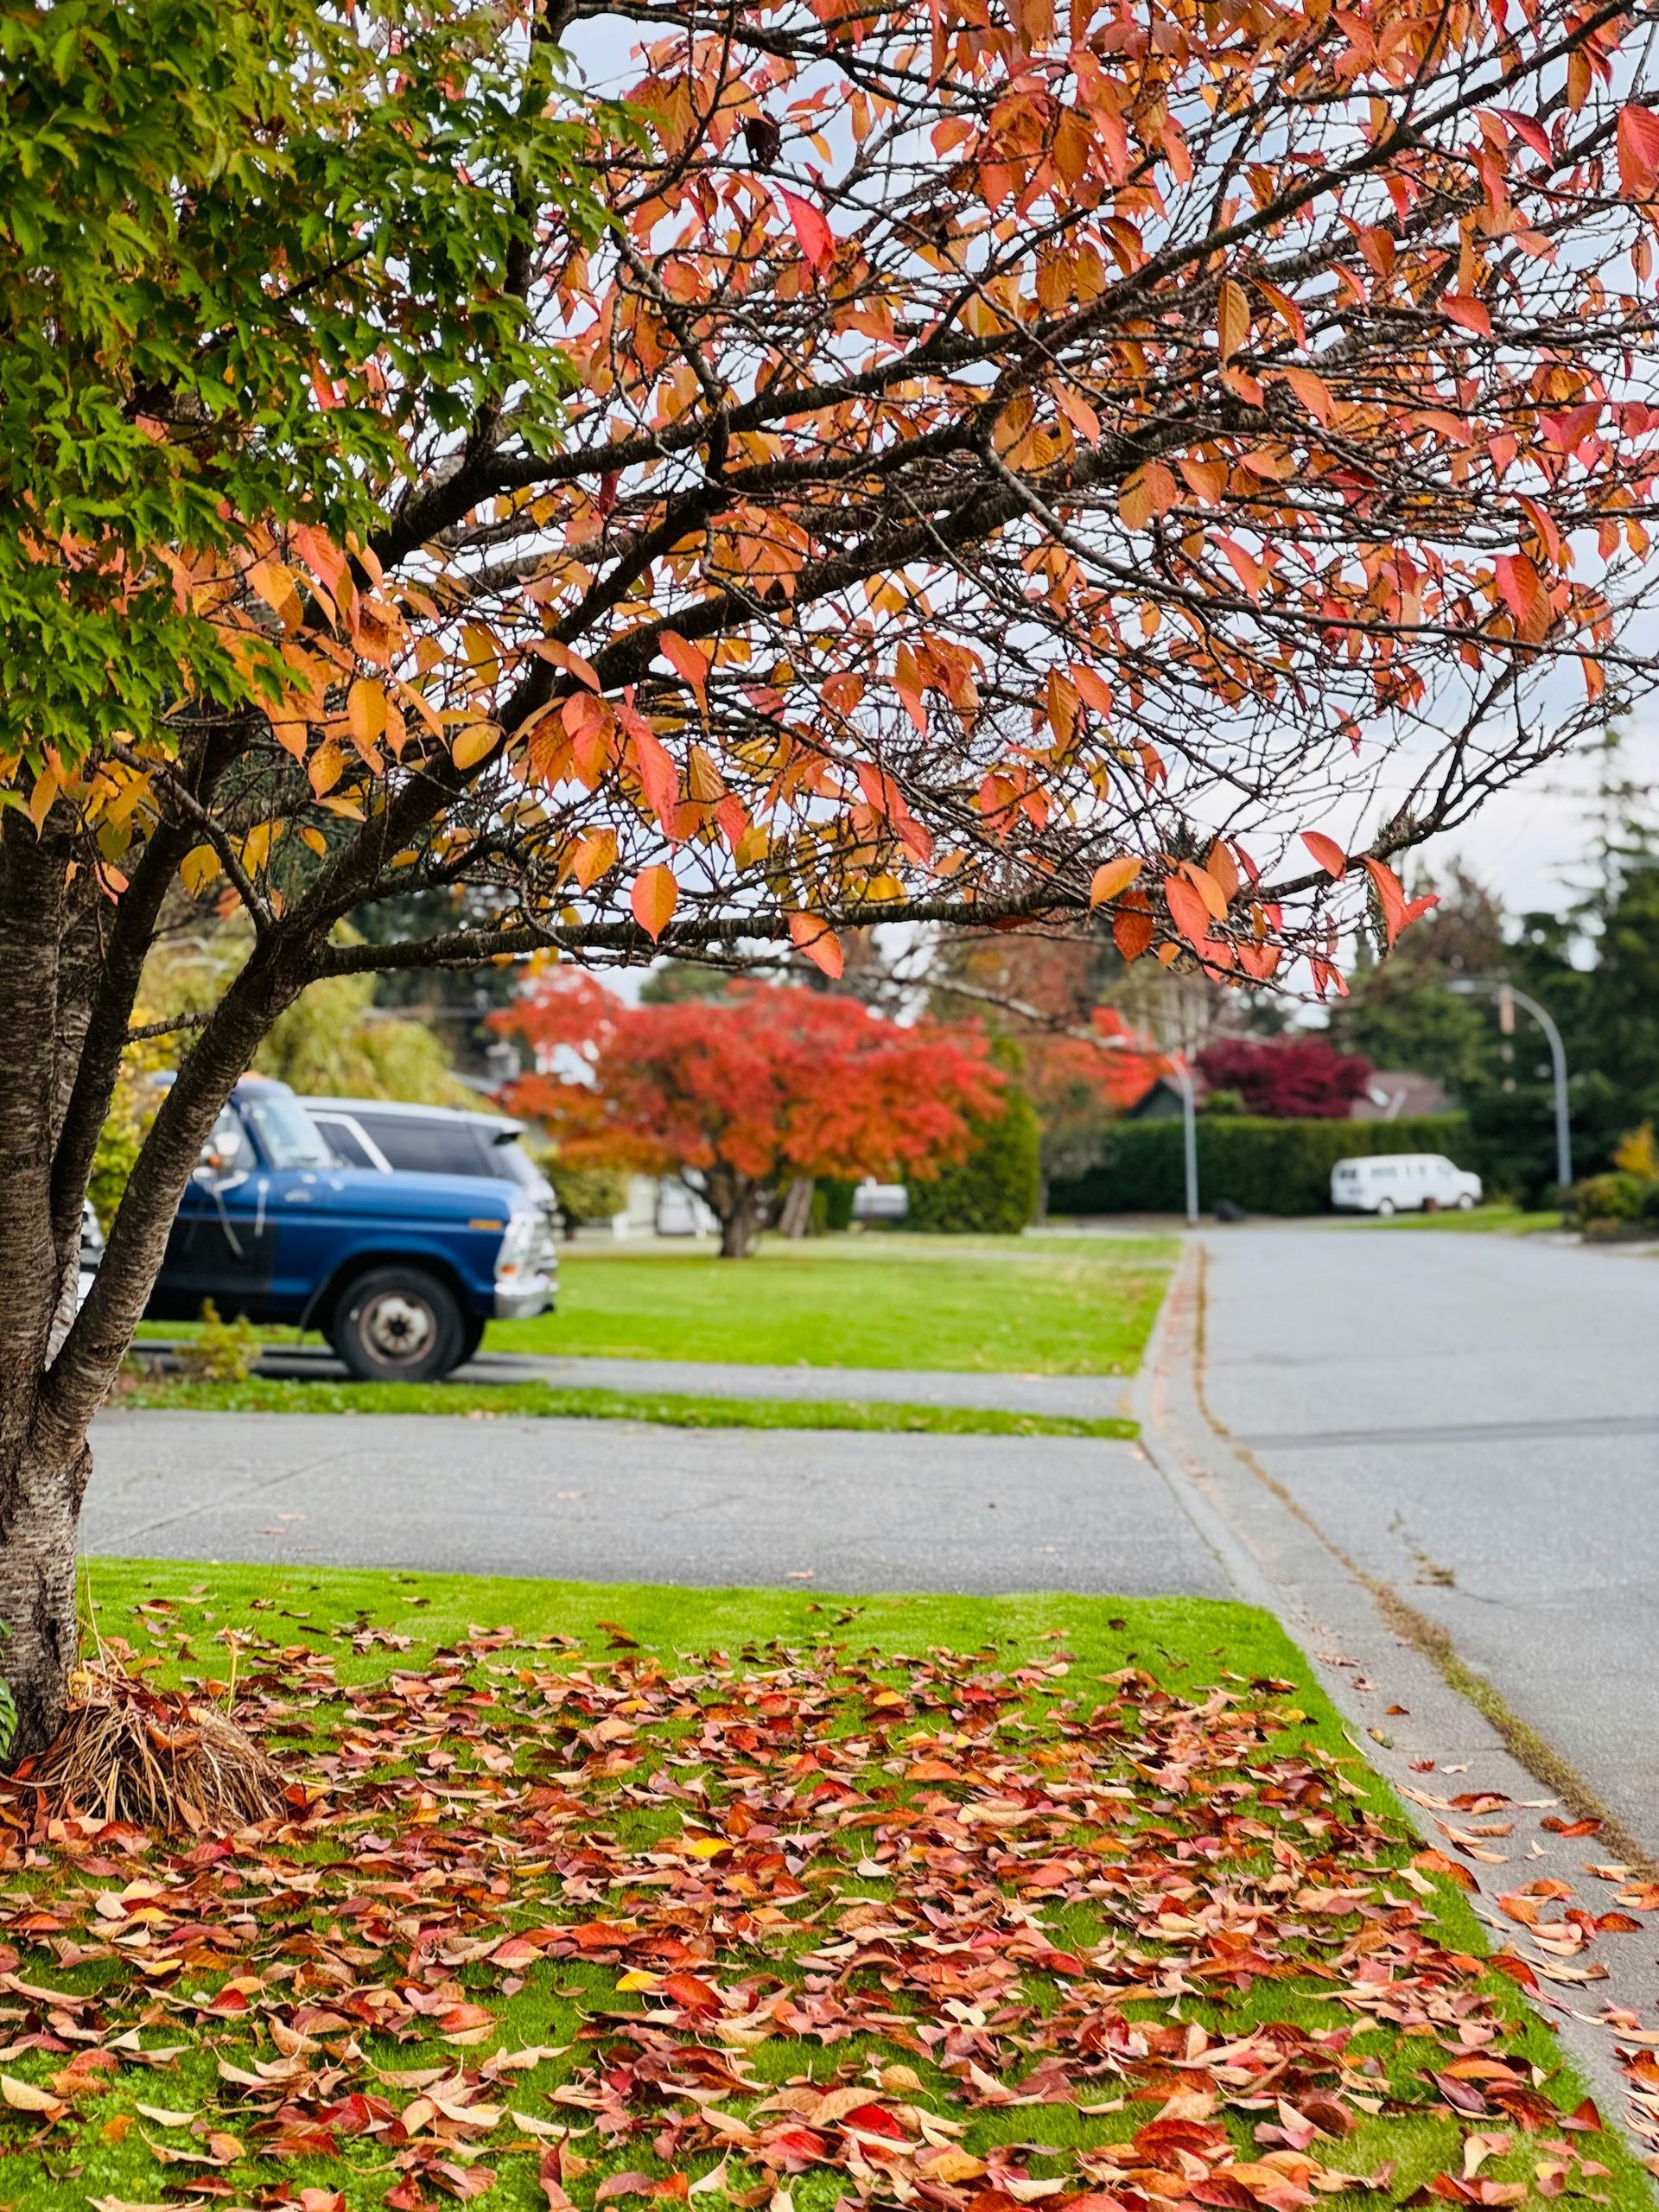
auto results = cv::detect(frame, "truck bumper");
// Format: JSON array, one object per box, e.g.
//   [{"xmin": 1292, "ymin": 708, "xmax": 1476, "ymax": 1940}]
[{"xmin": 493, "ymin": 1275, "xmax": 554, "ymax": 1320}]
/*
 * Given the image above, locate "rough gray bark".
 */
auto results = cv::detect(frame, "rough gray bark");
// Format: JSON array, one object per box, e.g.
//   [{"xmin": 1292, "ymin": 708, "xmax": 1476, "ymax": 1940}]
[
  {"xmin": 776, "ymin": 1176, "xmax": 815, "ymax": 1239},
  {"xmin": 697, "ymin": 1167, "xmax": 765, "ymax": 1260},
  {"xmin": 0, "ymin": 786, "xmax": 317, "ymax": 1758},
  {"xmin": 0, "ymin": 1443, "xmax": 91, "ymax": 1757}
]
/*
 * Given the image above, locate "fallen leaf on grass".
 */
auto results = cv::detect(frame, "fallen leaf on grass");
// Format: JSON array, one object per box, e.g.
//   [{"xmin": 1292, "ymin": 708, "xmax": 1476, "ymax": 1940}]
[
  {"xmin": 1, "ymin": 2074, "xmax": 63, "ymax": 2117},
  {"xmin": 0, "ymin": 1618, "xmax": 1637, "ymax": 2212}
]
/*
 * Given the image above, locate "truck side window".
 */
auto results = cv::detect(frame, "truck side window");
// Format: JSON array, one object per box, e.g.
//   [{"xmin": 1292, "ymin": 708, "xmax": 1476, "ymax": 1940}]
[
  {"xmin": 204, "ymin": 1107, "xmax": 252, "ymax": 1177},
  {"xmin": 315, "ymin": 1116, "xmax": 378, "ymax": 1170}
]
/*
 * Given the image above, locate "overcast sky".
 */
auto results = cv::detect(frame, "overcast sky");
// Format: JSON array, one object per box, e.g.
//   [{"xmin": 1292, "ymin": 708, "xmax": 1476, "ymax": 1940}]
[{"xmin": 1406, "ymin": 709, "xmax": 1659, "ymax": 920}]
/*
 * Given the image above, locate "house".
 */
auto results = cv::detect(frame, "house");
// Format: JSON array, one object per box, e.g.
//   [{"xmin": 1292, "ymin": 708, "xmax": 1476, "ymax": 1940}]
[{"xmin": 1351, "ymin": 1071, "xmax": 1453, "ymax": 1122}]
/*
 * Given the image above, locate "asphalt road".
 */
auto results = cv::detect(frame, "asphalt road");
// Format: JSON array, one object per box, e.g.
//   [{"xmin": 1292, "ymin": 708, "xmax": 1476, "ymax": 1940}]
[
  {"xmin": 82, "ymin": 1409, "xmax": 1228, "ymax": 1597},
  {"xmin": 1200, "ymin": 1224, "xmax": 1659, "ymax": 1847}
]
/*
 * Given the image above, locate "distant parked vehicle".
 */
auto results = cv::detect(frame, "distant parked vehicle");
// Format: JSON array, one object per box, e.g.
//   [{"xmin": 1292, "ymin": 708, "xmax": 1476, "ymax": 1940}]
[
  {"xmin": 1331, "ymin": 1153, "xmax": 1482, "ymax": 1217},
  {"xmin": 146, "ymin": 1077, "xmax": 552, "ymax": 1379},
  {"xmin": 852, "ymin": 1180, "xmax": 909, "ymax": 1223},
  {"xmin": 303, "ymin": 1096, "xmax": 559, "ymax": 1306},
  {"xmin": 79, "ymin": 1201, "xmax": 104, "ymax": 1306},
  {"xmin": 303, "ymin": 1097, "xmax": 546, "ymax": 1193}
]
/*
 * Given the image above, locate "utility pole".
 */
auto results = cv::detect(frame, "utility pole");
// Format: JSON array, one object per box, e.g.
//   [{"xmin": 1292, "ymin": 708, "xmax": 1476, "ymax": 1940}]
[{"xmin": 1449, "ymin": 978, "xmax": 1573, "ymax": 1191}]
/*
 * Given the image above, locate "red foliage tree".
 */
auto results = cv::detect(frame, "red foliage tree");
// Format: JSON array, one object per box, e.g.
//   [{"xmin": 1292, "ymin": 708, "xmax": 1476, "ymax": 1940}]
[
  {"xmin": 502, "ymin": 976, "xmax": 1005, "ymax": 1255},
  {"xmin": 1196, "ymin": 1039, "xmax": 1373, "ymax": 1120}
]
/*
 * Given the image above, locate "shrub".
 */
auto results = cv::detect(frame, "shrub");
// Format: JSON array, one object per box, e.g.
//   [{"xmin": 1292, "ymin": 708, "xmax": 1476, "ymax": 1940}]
[
  {"xmin": 178, "ymin": 1300, "xmax": 262, "ymax": 1383},
  {"xmin": 817, "ymin": 1179, "xmax": 856, "ymax": 1233},
  {"xmin": 1563, "ymin": 1169, "xmax": 1655, "ymax": 1225},
  {"xmin": 1194, "ymin": 1037, "xmax": 1373, "ymax": 1118},
  {"xmin": 906, "ymin": 1087, "xmax": 1041, "ymax": 1235},
  {"xmin": 1612, "ymin": 1122, "xmax": 1658, "ymax": 1179},
  {"xmin": 1048, "ymin": 1115, "xmax": 1472, "ymax": 1217},
  {"xmin": 546, "ymin": 1162, "xmax": 632, "ymax": 1230}
]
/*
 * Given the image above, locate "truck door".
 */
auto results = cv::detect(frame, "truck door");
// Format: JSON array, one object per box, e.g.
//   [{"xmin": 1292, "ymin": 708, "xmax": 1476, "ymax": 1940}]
[{"xmin": 156, "ymin": 1105, "xmax": 277, "ymax": 1319}]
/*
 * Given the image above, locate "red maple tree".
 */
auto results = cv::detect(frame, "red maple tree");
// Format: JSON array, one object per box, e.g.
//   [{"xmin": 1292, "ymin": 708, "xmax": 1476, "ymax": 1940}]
[
  {"xmin": 502, "ymin": 975, "xmax": 1005, "ymax": 1255},
  {"xmin": 1196, "ymin": 1038, "xmax": 1374, "ymax": 1119}
]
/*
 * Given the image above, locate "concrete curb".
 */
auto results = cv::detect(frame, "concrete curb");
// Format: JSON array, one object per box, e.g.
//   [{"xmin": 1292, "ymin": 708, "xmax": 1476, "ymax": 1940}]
[{"xmin": 1134, "ymin": 1239, "xmax": 1659, "ymax": 2165}]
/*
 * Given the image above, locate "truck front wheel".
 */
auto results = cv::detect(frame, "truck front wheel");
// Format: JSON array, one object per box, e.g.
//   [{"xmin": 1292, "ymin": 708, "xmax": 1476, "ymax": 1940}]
[{"xmin": 329, "ymin": 1267, "xmax": 464, "ymax": 1383}]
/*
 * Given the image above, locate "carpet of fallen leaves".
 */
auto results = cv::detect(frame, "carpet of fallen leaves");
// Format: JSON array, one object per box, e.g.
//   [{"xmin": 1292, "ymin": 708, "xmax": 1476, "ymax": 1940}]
[{"xmin": 0, "ymin": 1615, "xmax": 1640, "ymax": 2212}]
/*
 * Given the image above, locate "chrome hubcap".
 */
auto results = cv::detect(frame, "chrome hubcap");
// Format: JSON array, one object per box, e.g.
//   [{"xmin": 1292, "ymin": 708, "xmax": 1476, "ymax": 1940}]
[{"xmin": 362, "ymin": 1291, "xmax": 435, "ymax": 1363}]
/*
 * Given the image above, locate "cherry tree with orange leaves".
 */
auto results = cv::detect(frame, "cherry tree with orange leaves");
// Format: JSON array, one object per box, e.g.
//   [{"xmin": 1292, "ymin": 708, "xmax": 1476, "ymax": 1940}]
[{"xmin": 8, "ymin": 0, "xmax": 1659, "ymax": 1740}]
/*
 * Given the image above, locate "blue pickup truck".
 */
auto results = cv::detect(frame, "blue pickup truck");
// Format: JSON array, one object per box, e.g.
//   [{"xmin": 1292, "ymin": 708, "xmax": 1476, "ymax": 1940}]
[{"xmin": 143, "ymin": 1077, "xmax": 552, "ymax": 1380}]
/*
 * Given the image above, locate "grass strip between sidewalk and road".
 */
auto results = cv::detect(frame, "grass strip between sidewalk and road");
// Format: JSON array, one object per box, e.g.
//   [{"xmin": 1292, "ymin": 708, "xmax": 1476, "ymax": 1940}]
[
  {"xmin": 116, "ymin": 1373, "xmax": 1139, "ymax": 1440},
  {"xmin": 3, "ymin": 1560, "xmax": 1641, "ymax": 2212}
]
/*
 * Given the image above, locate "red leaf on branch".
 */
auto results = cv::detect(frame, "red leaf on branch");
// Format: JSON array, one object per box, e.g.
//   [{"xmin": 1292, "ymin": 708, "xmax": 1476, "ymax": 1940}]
[
  {"xmin": 658, "ymin": 632, "xmax": 709, "ymax": 712},
  {"xmin": 632, "ymin": 724, "xmax": 680, "ymax": 830},
  {"xmin": 1617, "ymin": 104, "xmax": 1659, "ymax": 196},
  {"xmin": 779, "ymin": 188, "xmax": 835, "ymax": 273},
  {"xmin": 1362, "ymin": 855, "xmax": 1440, "ymax": 946},
  {"xmin": 1300, "ymin": 831, "xmax": 1348, "ymax": 878},
  {"xmin": 1164, "ymin": 874, "xmax": 1215, "ymax": 948}
]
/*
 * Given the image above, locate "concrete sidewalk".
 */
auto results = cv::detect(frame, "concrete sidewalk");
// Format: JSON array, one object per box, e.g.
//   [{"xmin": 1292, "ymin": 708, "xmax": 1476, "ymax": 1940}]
[{"xmin": 84, "ymin": 1408, "xmax": 1229, "ymax": 1596}]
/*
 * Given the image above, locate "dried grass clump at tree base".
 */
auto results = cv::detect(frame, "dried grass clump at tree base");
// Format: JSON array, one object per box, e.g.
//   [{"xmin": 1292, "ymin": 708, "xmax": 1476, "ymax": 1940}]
[{"xmin": 11, "ymin": 1658, "xmax": 289, "ymax": 1833}]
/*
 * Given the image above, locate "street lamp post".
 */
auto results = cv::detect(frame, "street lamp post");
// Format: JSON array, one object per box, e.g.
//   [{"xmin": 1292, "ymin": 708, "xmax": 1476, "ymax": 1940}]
[
  {"xmin": 1448, "ymin": 978, "xmax": 1573, "ymax": 1192},
  {"xmin": 1095, "ymin": 1035, "xmax": 1200, "ymax": 1225},
  {"xmin": 1168, "ymin": 1056, "xmax": 1200, "ymax": 1228}
]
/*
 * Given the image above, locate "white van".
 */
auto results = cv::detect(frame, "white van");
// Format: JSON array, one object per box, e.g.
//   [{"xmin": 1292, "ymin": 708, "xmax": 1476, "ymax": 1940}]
[{"xmin": 1331, "ymin": 1153, "xmax": 1482, "ymax": 1217}]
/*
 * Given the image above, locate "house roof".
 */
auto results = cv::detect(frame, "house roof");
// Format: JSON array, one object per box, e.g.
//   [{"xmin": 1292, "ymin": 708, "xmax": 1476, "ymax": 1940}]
[{"xmin": 1351, "ymin": 1070, "xmax": 1453, "ymax": 1122}]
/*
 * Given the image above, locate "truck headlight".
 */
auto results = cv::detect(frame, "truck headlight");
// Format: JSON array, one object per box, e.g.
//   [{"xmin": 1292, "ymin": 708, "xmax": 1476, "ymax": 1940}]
[{"xmin": 494, "ymin": 1207, "xmax": 539, "ymax": 1282}]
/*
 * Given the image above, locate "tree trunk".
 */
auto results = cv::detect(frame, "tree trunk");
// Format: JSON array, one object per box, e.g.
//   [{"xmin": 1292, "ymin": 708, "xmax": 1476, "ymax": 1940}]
[
  {"xmin": 776, "ymin": 1175, "xmax": 815, "ymax": 1239},
  {"xmin": 717, "ymin": 1185, "xmax": 761, "ymax": 1258},
  {"xmin": 0, "ymin": 1435, "xmax": 91, "ymax": 1758}
]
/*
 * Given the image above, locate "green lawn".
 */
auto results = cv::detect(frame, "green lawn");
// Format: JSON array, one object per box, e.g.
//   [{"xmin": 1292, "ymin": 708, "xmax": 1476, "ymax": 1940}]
[
  {"xmin": 1343, "ymin": 1205, "xmax": 1562, "ymax": 1235},
  {"xmin": 118, "ymin": 1372, "xmax": 1138, "ymax": 1440},
  {"xmin": 489, "ymin": 1232, "xmax": 1177, "ymax": 1373},
  {"xmin": 6, "ymin": 1560, "xmax": 1639, "ymax": 2212}
]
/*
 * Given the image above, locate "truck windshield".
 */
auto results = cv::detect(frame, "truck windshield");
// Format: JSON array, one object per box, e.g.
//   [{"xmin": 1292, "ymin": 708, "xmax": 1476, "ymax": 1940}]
[{"xmin": 241, "ymin": 1093, "xmax": 335, "ymax": 1171}]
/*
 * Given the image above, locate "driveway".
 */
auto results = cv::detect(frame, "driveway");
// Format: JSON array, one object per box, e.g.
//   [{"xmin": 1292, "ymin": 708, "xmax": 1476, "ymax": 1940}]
[
  {"xmin": 83, "ymin": 1408, "xmax": 1229, "ymax": 1597},
  {"xmin": 1198, "ymin": 1224, "xmax": 1659, "ymax": 1847}
]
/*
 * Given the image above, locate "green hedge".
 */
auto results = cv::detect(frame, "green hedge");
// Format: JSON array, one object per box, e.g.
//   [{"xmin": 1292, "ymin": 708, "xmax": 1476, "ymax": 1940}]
[
  {"xmin": 906, "ymin": 1088, "xmax": 1042, "ymax": 1235},
  {"xmin": 1048, "ymin": 1113, "xmax": 1473, "ymax": 1218}
]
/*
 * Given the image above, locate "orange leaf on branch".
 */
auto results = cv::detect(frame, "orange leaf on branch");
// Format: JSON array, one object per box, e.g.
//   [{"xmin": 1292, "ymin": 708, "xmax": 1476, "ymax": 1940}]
[
  {"xmin": 1361, "ymin": 856, "xmax": 1440, "ymax": 947},
  {"xmin": 1301, "ymin": 833, "xmax": 1349, "ymax": 879},
  {"xmin": 630, "ymin": 864, "xmax": 679, "ymax": 942},
  {"xmin": 786, "ymin": 912, "xmax": 843, "ymax": 977},
  {"xmin": 1089, "ymin": 856, "xmax": 1141, "ymax": 906}
]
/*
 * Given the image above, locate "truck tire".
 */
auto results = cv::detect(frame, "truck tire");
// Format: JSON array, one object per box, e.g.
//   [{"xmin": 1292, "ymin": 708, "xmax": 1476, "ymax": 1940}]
[
  {"xmin": 454, "ymin": 1313, "xmax": 486, "ymax": 1367},
  {"xmin": 329, "ymin": 1266, "xmax": 464, "ymax": 1382}
]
